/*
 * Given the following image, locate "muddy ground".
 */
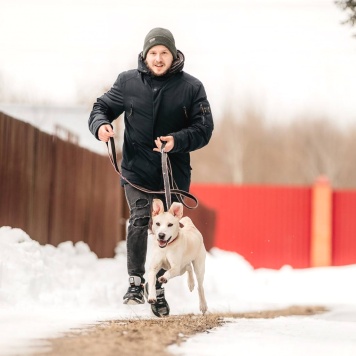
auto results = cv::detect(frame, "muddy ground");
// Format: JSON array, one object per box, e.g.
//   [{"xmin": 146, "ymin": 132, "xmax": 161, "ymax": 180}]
[{"xmin": 31, "ymin": 306, "xmax": 326, "ymax": 356}]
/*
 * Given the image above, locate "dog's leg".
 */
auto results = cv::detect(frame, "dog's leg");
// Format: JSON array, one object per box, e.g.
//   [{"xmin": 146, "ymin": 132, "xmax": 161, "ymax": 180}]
[
  {"xmin": 146, "ymin": 269, "xmax": 158, "ymax": 303},
  {"xmin": 192, "ymin": 254, "xmax": 208, "ymax": 315},
  {"xmin": 186, "ymin": 263, "xmax": 195, "ymax": 292},
  {"xmin": 158, "ymin": 263, "xmax": 181, "ymax": 284},
  {"xmin": 147, "ymin": 261, "xmax": 162, "ymax": 304}
]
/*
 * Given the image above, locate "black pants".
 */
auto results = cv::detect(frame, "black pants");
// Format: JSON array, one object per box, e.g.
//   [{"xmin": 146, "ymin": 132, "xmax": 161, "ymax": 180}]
[{"xmin": 124, "ymin": 184, "xmax": 177, "ymax": 287}]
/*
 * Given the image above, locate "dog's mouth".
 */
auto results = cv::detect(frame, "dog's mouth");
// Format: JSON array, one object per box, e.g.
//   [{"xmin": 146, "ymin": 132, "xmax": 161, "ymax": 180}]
[{"xmin": 157, "ymin": 236, "xmax": 172, "ymax": 248}]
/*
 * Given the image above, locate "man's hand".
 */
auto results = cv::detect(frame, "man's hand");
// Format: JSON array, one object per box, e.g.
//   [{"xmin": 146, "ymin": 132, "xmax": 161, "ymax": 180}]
[
  {"xmin": 98, "ymin": 124, "xmax": 114, "ymax": 142},
  {"xmin": 153, "ymin": 136, "xmax": 174, "ymax": 153}
]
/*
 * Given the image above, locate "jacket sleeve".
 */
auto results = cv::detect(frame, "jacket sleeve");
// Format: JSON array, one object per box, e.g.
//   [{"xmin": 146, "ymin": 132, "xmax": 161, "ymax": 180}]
[
  {"xmin": 170, "ymin": 82, "xmax": 214, "ymax": 153},
  {"xmin": 88, "ymin": 74, "xmax": 124, "ymax": 139}
]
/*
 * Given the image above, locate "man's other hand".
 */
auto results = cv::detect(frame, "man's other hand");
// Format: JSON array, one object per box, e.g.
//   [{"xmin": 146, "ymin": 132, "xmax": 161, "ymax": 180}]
[
  {"xmin": 153, "ymin": 136, "xmax": 174, "ymax": 153},
  {"xmin": 98, "ymin": 124, "xmax": 114, "ymax": 142}
]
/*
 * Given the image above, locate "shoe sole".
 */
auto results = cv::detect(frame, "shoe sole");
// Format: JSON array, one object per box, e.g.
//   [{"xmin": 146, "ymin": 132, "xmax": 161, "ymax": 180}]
[
  {"xmin": 123, "ymin": 298, "xmax": 145, "ymax": 305},
  {"xmin": 151, "ymin": 304, "xmax": 170, "ymax": 318}
]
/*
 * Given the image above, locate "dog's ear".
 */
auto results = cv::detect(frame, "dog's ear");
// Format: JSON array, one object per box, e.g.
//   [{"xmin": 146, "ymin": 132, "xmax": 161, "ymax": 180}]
[
  {"xmin": 169, "ymin": 202, "xmax": 183, "ymax": 219},
  {"xmin": 152, "ymin": 199, "xmax": 164, "ymax": 217}
]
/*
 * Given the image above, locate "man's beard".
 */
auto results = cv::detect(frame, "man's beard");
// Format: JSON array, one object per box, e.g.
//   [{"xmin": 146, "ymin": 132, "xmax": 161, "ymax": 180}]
[{"xmin": 145, "ymin": 60, "xmax": 170, "ymax": 76}]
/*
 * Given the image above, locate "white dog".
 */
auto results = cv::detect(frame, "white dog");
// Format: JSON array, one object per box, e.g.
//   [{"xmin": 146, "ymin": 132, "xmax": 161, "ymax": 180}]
[{"xmin": 146, "ymin": 199, "xmax": 208, "ymax": 314}]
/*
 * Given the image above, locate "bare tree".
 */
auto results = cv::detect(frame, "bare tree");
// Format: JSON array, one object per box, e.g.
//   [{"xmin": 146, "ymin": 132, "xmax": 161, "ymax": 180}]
[
  {"xmin": 334, "ymin": 126, "xmax": 356, "ymax": 188},
  {"xmin": 336, "ymin": 0, "xmax": 356, "ymax": 35},
  {"xmin": 287, "ymin": 119, "xmax": 346, "ymax": 186},
  {"xmin": 191, "ymin": 108, "xmax": 356, "ymax": 189}
]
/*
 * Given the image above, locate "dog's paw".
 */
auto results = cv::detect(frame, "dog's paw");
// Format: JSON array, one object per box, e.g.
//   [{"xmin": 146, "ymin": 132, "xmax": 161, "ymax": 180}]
[
  {"xmin": 200, "ymin": 302, "xmax": 208, "ymax": 315},
  {"xmin": 147, "ymin": 297, "xmax": 157, "ymax": 304},
  {"xmin": 187, "ymin": 269, "xmax": 195, "ymax": 291},
  {"xmin": 158, "ymin": 276, "xmax": 167, "ymax": 284}
]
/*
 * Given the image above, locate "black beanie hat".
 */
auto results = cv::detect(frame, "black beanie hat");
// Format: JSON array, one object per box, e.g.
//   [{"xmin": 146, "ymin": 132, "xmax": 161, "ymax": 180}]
[{"xmin": 143, "ymin": 27, "xmax": 177, "ymax": 59}]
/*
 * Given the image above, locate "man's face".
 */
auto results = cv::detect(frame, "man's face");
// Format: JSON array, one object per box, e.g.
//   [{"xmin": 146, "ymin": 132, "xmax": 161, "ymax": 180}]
[{"xmin": 145, "ymin": 45, "xmax": 174, "ymax": 76}]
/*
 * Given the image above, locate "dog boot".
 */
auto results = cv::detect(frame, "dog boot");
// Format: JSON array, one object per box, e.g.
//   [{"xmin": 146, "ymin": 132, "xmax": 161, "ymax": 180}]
[
  {"xmin": 123, "ymin": 276, "xmax": 145, "ymax": 305},
  {"xmin": 144, "ymin": 283, "xmax": 170, "ymax": 317}
]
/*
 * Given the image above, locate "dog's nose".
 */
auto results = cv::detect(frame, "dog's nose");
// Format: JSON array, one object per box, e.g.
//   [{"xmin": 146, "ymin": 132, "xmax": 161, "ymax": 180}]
[{"xmin": 158, "ymin": 232, "xmax": 165, "ymax": 240}]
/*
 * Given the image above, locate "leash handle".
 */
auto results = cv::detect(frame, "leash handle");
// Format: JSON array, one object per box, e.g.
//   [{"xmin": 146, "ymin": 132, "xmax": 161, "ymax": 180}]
[{"xmin": 106, "ymin": 137, "xmax": 198, "ymax": 209}]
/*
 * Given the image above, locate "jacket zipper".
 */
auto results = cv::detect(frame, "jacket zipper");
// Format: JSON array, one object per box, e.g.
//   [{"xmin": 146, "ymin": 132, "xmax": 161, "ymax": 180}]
[{"xmin": 183, "ymin": 106, "xmax": 188, "ymax": 119}]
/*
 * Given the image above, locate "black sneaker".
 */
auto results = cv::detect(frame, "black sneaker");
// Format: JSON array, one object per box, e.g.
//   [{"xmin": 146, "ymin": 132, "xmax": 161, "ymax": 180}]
[
  {"xmin": 144, "ymin": 283, "xmax": 170, "ymax": 317},
  {"xmin": 123, "ymin": 276, "xmax": 145, "ymax": 305}
]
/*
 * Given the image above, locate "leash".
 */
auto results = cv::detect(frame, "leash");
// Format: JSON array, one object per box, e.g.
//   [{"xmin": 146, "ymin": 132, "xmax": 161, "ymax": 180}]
[
  {"xmin": 106, "ymin": 137, "xmax": 198, "ymax": 209},
  {"xmin": 160, "ymin": 141, "xmax": 172, "ymax": 209}
]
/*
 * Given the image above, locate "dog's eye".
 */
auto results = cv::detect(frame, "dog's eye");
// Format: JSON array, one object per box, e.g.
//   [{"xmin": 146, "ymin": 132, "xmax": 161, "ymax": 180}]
[
  {"xmin": 156, "ymin": 222, "xmax": 160, "ymax": 226},
  {"xmin": 168, "ymin": 223, "xmax": 173, "ymax": 227}
]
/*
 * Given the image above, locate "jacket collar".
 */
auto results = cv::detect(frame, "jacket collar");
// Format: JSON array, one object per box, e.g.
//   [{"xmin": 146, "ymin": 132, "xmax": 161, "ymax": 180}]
[{"xmin": 137, "ymin": 50, "xmax": 185, "ymax": 77}]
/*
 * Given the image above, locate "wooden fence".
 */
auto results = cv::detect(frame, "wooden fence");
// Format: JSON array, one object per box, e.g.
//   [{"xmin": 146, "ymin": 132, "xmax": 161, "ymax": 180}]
[{"xmin": 0, "ymin": 111, "xmax": 125, "ymax": 257}]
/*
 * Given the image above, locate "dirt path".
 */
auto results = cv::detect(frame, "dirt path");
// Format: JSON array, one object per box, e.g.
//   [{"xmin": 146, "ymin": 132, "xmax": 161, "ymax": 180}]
[{"xmin": 32, "ymin": 306, "xmax": 326, "ymax": 356}]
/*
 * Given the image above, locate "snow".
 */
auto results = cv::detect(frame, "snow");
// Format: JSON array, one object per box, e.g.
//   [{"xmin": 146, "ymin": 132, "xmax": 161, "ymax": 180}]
[
  {"xmin": 1, "ymin": 226, "xmax": 356, "ymax": 355},
  {"xmin": 170, "ymin": 312, "xmax": 356, "ymax": 356}
]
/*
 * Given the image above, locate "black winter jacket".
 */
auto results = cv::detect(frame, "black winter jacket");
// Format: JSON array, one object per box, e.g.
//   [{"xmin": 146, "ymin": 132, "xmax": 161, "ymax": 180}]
[{"xmin": 88, "ymin": 51, "xmax": 214, "ymax": 191}]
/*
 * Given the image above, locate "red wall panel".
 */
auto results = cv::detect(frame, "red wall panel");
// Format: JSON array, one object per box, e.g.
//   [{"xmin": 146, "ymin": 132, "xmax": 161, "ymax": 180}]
[
  {"xmin": 332, "ymin": 191, "xmax": 356, "ymax": 266},
  {"xmin": 191, "ymin": 184, "xmax": 311, "ymax": 269}
]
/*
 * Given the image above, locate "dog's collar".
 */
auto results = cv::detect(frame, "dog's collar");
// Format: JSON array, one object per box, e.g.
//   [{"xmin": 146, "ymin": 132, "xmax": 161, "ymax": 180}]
[{"xmin": 167, "ymin": 233, "xmax": 179, "ymax": 245}]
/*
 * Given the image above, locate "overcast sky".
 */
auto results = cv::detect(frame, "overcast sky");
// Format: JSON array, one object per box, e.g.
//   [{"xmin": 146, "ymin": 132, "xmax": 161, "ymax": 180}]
[{"xmin": 1, "ymin": 0, "xmax": 356, "ymax": 127}]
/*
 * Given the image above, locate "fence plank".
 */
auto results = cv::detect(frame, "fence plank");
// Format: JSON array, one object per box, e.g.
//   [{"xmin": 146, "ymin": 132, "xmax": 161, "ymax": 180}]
[{"xmin": 30, "ymin": 130, "xmax": 54, "ymax": 244}]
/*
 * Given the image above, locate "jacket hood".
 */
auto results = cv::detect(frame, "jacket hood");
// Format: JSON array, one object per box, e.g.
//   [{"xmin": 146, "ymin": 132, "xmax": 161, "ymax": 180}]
[{"xmin": 137, "ymin": 50, "xmax": 185, "ymax": 77}]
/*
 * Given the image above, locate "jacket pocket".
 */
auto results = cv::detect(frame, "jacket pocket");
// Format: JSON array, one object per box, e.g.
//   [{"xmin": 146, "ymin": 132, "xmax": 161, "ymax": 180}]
[
  {"xmin": 199, "ymin": 102, "xmax": 213, "ymax": 127},
  {"xmin": 183, "ymin": 106, "xmax": 189, "ymax": 127},
  {"xmin": 126, "ymin": 102, "xmax": 133, "ymax": 119}
]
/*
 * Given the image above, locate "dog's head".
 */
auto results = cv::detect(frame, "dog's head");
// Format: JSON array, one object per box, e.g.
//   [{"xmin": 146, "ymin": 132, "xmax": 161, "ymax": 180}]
[{"xmin": 151, "ymin": 199, "xmax": 183, "ymax": 248}]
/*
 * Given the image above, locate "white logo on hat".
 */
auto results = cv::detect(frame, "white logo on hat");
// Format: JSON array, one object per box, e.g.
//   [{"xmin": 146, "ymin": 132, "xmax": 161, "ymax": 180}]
[{"xmin": 149, "ymin": 38, "xmax": 156, "ymax": 43}]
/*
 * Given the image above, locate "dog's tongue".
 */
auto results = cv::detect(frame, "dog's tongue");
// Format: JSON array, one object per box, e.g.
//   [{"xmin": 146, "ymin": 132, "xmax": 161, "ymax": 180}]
[{"xmin": 158, "ymin": 240, "xmax": 167, "ymax": 247}]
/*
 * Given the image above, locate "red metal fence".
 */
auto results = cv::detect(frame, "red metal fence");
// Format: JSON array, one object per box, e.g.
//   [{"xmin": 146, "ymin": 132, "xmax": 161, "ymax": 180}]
[
  {"xmin": 191, "ymin": 181, "xmax": 356, "ymax": 269},
  {"xmin": 191, "ymin": 184, "xmax": 311, "ymax": 269}
]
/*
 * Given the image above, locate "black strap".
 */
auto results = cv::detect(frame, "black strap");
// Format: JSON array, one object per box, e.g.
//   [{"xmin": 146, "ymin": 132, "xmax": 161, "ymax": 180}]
[
  {"xmin": 106, "ymin": 137, "xmax": 198, "ymax": 209},
  {"xmin": 160, "ymin": 142, "xmax": 172, "ymax": 209}
]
